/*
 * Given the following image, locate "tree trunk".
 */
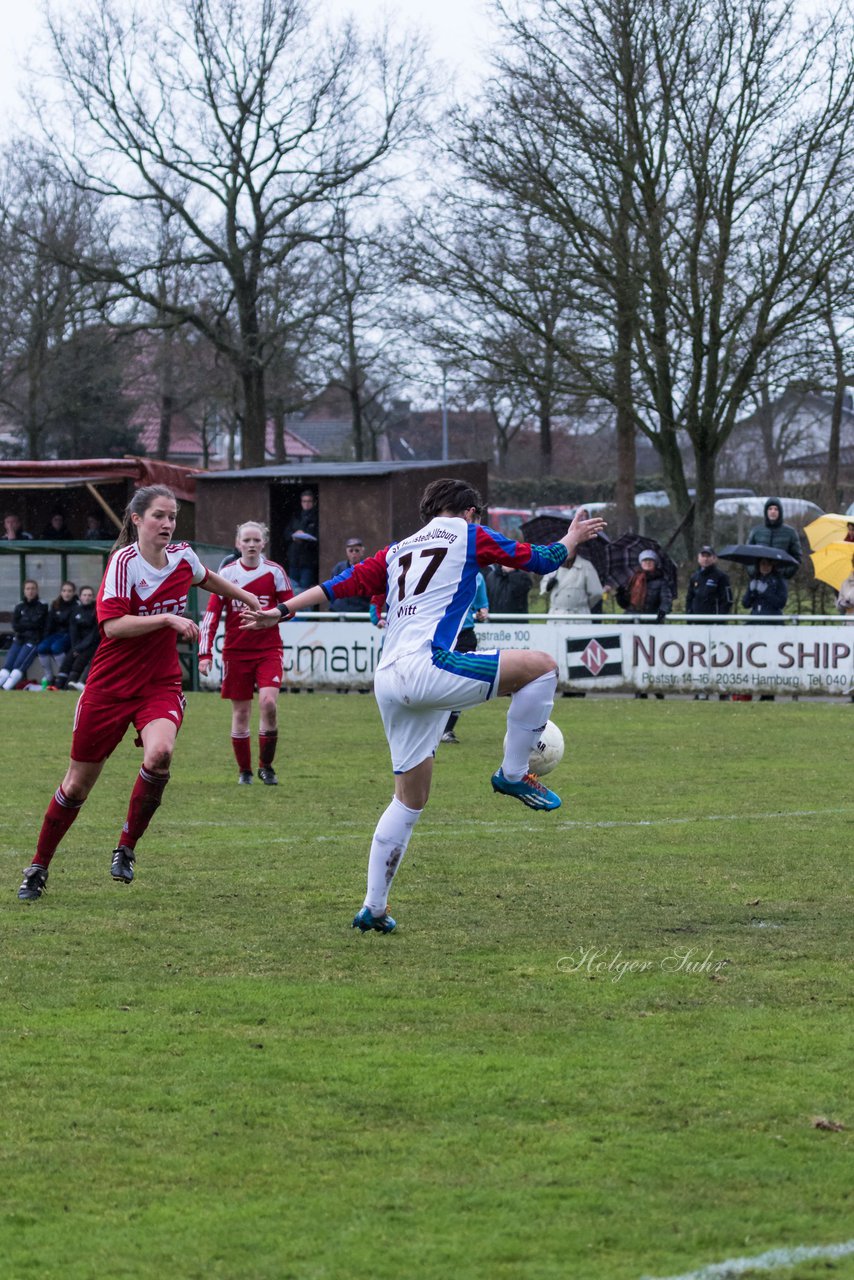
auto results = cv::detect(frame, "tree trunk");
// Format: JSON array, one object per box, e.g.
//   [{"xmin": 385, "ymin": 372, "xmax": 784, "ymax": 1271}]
[{"xmin": 241, "ymin": 364, "xmax": 267, "ymax": 468}]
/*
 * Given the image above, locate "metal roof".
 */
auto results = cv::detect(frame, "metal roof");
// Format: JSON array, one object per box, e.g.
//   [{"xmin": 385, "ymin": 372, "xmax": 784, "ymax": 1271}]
[{"xmin": 195, "ymin": 460, "xmax": 478, "ymax": 481}]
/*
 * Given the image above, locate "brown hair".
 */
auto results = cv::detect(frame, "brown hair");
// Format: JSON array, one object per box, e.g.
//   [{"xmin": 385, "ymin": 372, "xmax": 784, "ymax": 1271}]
[
  {"xmin": 111, "ymin": 486, "xmax": 178, "ymax": 554},
  {"xmin": 419, "ymin": 478, "xmax": 484, "ymax": 523},
  {"xmin": 51, "ymin": 581, "xmax": 77, "ymax": 611}
]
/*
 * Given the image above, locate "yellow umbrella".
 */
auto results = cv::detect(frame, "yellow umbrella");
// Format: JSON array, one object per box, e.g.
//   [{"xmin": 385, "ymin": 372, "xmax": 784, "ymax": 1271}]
[
  {"xmin": 804, "ymin": 513, "xmax": 854, "ymax": 551},
  {"xmin": 810, "ymin": 541, "xmax": 854, "ymax": 591}
]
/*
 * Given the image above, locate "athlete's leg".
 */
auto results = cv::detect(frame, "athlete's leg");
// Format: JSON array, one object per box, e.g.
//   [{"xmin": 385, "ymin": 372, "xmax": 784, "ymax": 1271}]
[
  {"xmin": 118, "ymin": 718, "xmax": 178, "ymax": 851},
  {"xmin": 360, "ymin": 757, "xmax": 432, "ymax": 918},
  {"xmin": 229, "ymin": 699, "xmax": 253, "ymax": 774},
  {"xmin": 257, "ymin": 686, "xmax": 279, "ymax": 770},
  {"xmin": 497, "ymin": 650, "xmax": 558, "ymax": 781},
  {"xmin": 33, "ymin": 758, "xmax": 105, "ymax": 870}
]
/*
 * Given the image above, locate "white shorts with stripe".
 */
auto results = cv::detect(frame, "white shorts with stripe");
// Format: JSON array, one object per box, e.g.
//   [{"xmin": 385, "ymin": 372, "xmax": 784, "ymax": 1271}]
[{"xmin": 374, "ymin": 646, "xmax": 501, "ymax": 773}]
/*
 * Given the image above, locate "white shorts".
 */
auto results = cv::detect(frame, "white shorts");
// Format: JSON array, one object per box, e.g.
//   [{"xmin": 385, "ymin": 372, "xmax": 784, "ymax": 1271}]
[{"xmin": 374, "ymin": 647, "xmax": 501, "ymax": 773}]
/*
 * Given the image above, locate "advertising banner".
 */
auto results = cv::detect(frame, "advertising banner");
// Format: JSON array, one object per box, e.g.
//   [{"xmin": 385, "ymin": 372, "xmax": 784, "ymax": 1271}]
[{"xmin": 200, "ymin": 618, "xmax": 854, "ymax": 696}]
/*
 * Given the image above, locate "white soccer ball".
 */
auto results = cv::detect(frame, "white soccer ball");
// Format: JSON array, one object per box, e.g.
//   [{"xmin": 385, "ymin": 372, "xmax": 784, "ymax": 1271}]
[{"xmin": 503, "ymin": 718, "xmax": 565, "ymax": 777}]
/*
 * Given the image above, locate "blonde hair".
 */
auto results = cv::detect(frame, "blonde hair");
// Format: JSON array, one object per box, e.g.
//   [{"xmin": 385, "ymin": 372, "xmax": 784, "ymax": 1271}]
[{"xmin": 236, "ymin": 520, "xmax": 269, "ymax": 544}]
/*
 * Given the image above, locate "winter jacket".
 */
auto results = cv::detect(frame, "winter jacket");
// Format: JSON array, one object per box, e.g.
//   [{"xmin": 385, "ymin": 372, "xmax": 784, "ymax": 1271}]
[
  {"xmin": 742, "ymin": 571, "xmax": 788, "ymax": 618},
  {"xmin": 685, "ymin": 565, "xmax": 732, "ymax": 616},
  {"xmin": 746, "ymin": 499, "xmax": 801, "ymax": 578},
  {"xmin": 617, "ymin": 570, "xmax": 673, "ymax": 621},
  {"xmin": 541, "ymin": 557, "xmax": 603, "ymax": 614},
  {"xmin": 68, "ymin": 600, "xmax": 100, "ymax": 656},
  {"xmin": 328, "ymin": 559, "xmax": 371, "ymax": 613},
  {"xmin": 484, "ymin": 564, "xmax": 533, "ymax": 614},
  {"xmin": 44, "ymin": 596, "xmax": 78, "ymax": 639},
  {"xmin": 837, "ymin": 572, "xmax": 854, "ymax": 619},
  {"xmin": 284, "ymin": 507, "xmax": 319, "ymax": 577},
  {"xmin": 12, "ymin": 598, "xmax": 48, "ymax": 644}
]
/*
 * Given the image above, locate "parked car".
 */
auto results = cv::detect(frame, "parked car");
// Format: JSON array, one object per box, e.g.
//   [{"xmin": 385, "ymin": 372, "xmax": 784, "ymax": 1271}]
[
  {"xmin": 485, "ymin": 507, "xmax": 531, "ymax": 539},
  {"xmin": 713, "ymin": 497, "xmax": 824, "ymax": 522}
]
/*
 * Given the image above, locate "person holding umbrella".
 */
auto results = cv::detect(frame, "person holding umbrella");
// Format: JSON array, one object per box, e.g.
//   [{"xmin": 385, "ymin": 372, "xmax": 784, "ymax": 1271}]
[
  {"xmin": 742, "ymin": 557, "xmax": 788, "ymax": 620},
  {"xmin": 836, "ymin": 550, "xmax": 854, "ymax": 620}
]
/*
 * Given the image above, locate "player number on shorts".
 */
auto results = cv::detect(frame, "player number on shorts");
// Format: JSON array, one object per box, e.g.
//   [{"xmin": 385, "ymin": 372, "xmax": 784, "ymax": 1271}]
[{"xmin": 397, "ymin": 548, "xmax": 447, "ymax": 600}]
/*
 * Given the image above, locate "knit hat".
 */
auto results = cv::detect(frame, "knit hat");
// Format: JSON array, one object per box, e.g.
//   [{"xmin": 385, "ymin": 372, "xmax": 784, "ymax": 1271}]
[{"xmin": 638, "ymin": 549, "xmax": 659, "ymax": 566}]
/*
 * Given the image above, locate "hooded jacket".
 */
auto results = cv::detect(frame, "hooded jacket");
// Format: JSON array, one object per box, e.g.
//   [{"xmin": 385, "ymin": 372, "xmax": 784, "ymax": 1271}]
[
  {"xmin": 746, "ymin": 499, "xmax": 801, "ymax": 579},
  {"xmin": 12, "ymin": 597, "xmax": 48, "ymax": 644}
]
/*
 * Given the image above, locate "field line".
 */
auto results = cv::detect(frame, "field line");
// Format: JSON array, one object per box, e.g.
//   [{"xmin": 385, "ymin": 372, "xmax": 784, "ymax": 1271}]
[{"xmin": 641, "ymin": 1237, "xmax": 854, "ymax": 1279}]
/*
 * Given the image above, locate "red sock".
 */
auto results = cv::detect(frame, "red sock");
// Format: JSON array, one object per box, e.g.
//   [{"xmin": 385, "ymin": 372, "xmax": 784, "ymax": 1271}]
[
  {"xmin": 119, "ymin": 767, "xmax": 169, "ymax": 850},
  {"xmin": 258, "ymin": 731, "xmax": 278, "ymax": 768},
  {"xmin": 35, "ymin": 787, "xmax": 84, "ymax": 869},
  {"xmin": 231, "ymin": 734, "xmax": 251, "ymax": 772}
]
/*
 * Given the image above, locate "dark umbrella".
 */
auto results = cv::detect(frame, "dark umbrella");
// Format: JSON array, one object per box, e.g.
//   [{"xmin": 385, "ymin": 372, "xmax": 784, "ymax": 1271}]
[
  {"xmin": 716, "ymin": 543, "xmax": 798, "ymax": 567},
  {"xmin": 520, "ymin": 513, "xmax": 611, "ymax": 581},
  {"xmin": 606, "ymin": 533, "xmax": 678, "ymax": 593}
]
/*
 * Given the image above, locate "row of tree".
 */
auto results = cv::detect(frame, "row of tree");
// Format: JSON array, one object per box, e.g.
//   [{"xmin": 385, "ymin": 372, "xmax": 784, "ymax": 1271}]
[{"xmin": 1, "ymin": 0, "xmax": 854, "ymax": 547}]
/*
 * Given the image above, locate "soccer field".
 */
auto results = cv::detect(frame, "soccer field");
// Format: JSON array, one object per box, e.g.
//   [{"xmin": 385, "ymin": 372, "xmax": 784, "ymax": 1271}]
[{"xmin": 1, "ymin": 693, "xmax": 851, "ymax": 1280}]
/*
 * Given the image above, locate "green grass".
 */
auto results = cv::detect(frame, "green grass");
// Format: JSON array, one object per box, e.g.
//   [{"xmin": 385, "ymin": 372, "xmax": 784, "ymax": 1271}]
[{"xmin": 1, "ymin": 692, "xmax": 852, "ymax": 1280}]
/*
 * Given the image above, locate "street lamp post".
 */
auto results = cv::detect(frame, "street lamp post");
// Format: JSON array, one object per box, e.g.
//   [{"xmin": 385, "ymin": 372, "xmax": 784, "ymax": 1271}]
[{"xmin": 441, "ymin": 367, "xmax": 448, "ymax": 461}]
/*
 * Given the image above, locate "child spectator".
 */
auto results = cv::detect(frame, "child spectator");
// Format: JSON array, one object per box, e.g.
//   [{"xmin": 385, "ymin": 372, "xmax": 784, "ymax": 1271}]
[
  {"xmin": 54, "ymin": 587, "xmax": 99, "ymax": 690},
  {"xmin": 36, "ymin": 581, "xmax": 78, "ymax": 682},
  {"xmin": 0, "ymin": 579, "xmax": 48, "ymax": 689}
]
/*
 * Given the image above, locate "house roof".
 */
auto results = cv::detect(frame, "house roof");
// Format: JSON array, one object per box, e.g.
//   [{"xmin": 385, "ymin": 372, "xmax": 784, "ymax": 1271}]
[{"xmin": 0, "ymin": 456, "xmax": 199, "ymax": 501}]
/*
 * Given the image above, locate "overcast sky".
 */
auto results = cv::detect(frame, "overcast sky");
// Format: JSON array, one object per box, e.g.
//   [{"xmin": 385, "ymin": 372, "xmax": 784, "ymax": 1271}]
[{"xmin": 0, "ymin": 0, "xmax": 496, "ymax": 136}]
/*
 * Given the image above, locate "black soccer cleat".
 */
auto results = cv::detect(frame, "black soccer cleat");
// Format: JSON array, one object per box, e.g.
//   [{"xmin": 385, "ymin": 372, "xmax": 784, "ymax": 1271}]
[
  {"xmin": 18, "ymin": 865, "xmax": 48, "ymax": 901},
  {"xmin": 257, "ymin": 767, "xmax": 278, "ymax": 786},
  {"xmin": 110, "ymin": 845, "xmax": 136, "ymax": 884},
  {"xmin": 238, "ymin": 771, "xmax": 254, "ymax": 785}
]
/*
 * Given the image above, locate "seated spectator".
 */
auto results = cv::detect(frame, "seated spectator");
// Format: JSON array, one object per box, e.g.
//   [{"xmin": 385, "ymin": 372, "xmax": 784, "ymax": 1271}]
[
  {"xmin": 40, "ymin": 511, "xmax": 72, "ymax": 539},
  {"xmin": 83, "ymin": 514, "xmax": 109, "ymax": 540},
  {"xmin": 2, "ymin": 513, "xmax": 33, "ymax": 541},
  {"xmin": 617, "ymin": 551, "xmax": 673, "ymax": 622},
  {"xmin": 484, "ymin": 563, "xmax": 533, "ymax": 614},
  {"xmin": 742, "ymin": 558, "xmax": 788, "ymax": 620},
  {"xmin": 0, "ymin": 579, "xmax": 48, "ymax": 689},
  {"xmin": 54, "ymin": 587, "xmax": 99, "ymax": 690},
  {"xmin": 36, "ymin": 581, "xmax": 78, "ymax": 681},
  {"xmin": 329, "ymin": 537, "xmax": 371, "ymax": 613},
  {"xmin": 540, "ymin": 554, "xmax": 603, "ymax": 615}
]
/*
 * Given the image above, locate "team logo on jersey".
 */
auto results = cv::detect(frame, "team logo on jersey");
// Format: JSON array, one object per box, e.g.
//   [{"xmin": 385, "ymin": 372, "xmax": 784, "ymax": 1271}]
[
  {"xmin": 138, "ymin": 594, "xmax": 188, "ymax": 616},
  {"xmin": 566, "ymin": 634, "xmax": 623, "ymax": 679}
]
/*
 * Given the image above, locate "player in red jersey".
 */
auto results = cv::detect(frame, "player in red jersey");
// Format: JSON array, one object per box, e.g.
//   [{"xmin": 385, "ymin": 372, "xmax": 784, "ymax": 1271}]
[
  {"xmin": 198, "ymin": 520, "xmax": 293, "ymax": 786},
  {"xmin": 17, "ymin": 485, "xmax": 263, "ymax": 901}
]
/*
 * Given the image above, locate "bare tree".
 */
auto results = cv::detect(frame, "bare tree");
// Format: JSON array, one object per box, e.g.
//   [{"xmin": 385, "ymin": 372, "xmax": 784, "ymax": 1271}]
[
  {"xmin": 36, "ymin": 0, "xmax": 429, "ymax": 466},
  {"xmin": 453, "ymin": 0, "xmax": 854, "ymax": 545}
]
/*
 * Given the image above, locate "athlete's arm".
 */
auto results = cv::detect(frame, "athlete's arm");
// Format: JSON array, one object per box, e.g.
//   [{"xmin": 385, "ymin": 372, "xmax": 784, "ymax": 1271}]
[
  {"xmin": 205, "ymin": 570, "xmax": 261, "ymax": 614},
  {"xmin": 103, "ymin": 613, "xmax": 200, "ymax": 642},
  {"xmin": 241, "ymin": 583, "xmax": 327, "ymax": 629}
]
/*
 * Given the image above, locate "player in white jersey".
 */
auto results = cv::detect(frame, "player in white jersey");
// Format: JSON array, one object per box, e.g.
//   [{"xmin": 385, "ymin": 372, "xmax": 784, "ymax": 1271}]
[
  {"xmin": 243, "ymin": 478, "xmax": 606, "ymax": 933},
  {"xmin": 199, "ymin": 521, "xmax": 293, "ymax": 785}
]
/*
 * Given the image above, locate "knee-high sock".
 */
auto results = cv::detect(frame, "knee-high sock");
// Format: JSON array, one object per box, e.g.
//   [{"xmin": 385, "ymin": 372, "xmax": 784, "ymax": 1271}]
[
  {"xmin": 35, "ymin": 786, "xmax": 85, "ymax": 868},
  {"xmin": 258, "ymin": 730, "xmax": 278, "ymax": 768},
  {"xmin": 231, "ymin": 733, "xmax": 251, "ymax": 773},
  {"xmin": 501, "ymin": 669, "xmax": 558, "ymax": 781},
  {"xmin": 119, "ymin": 767, "xmax": 169, "ymax": 850},
  {"xmin": 364, "ymin": 796, "xmax": 422, "ymax": 914}
]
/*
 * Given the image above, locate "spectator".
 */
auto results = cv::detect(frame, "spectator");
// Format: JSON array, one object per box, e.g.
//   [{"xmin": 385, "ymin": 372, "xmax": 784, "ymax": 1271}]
[
  {"xmin": 617, "ymin": 550, "xmax": 673, "ymax": 622},
  {"xmin": 540, "ymin": 554, "xmax": 603, "ymax": 615},
  {"xmin": 484, "ymin": 563, "xmax": 533, "ymax": 614},
  {"xmin": 55, "ymin": 587, "xmax": 100, "ymax": 690},
  {"xmin": 0, "ymin": 579, "xmax": 48, "ymax": 689},
  {"xmin": 844, "ymin": 522, "xmax": 854, "ymax": 544},
  {"xmin": 283, "ymin": 490, "xmax": 319, "ymax": 591},
  {"xmin": 40, "ymin": 511, "xmax": 72, "ymax": 540},
  {"xmin": 36, "ymin": 581, "xmax": 78, "ymax": 682},
  {"xmin": 836, "ymin": 550, "xmax": 854, "ymax": 620},
  {"xmin": 746, "ymin": 499, "xmax": 801, "ymax": 578},
  {"xmin": 2, "ymin": 513, "xmax": 33, "ymax": 541},
  {"xmin": 441, "ymin": 571, "xmax": 489, "ymax": 744},
  {"xmin": 685, "ymin": 546, "xmax": 732, "ymax": 619},
  {"xmin": 742, "ymin": 557, "xmax": 788, "ymax": 620},
  {"xmin": 83, "ymin": 514, "xmax": 109, "ymax": 540},
  {"xmin": 328, "ymin": 537, "xmax": 371, "ymax": 613}
]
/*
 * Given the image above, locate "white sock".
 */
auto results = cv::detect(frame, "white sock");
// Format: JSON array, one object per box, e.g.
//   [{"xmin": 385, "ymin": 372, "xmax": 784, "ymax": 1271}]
[
  {"xmin": 0, "ymin": 668, "xmax": 9, "ymax": 685},
  {"xmin": 501, "ymin": 669, "xmax": 558, "ymax": 781},
  {"xmin": 365, "ymin": 795, "xmax": 422, "ymax": 914},
  {"xmin": 3, "ymin": 669, "xmax": 23, "ymax": 691}
]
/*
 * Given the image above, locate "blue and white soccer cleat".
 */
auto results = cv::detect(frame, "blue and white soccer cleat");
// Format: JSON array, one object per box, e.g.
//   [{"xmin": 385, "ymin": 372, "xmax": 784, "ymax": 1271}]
[
  {"xmin": 352, "ymin": 906, "xmax": 397, "ymax": 934},
  {"xmin": 491, "ymin": 768, "xmax": 561, "ymax": 811}
]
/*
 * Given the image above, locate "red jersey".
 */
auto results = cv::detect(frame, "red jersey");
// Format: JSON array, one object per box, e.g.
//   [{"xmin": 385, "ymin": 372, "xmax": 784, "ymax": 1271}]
[
  {"xmin": 89, "ymin": 542, "xmax": 208, "ymax": 695},
  {"xmin": 198, "ymin": 556, "xmax": 292, "ymax": 659}
]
